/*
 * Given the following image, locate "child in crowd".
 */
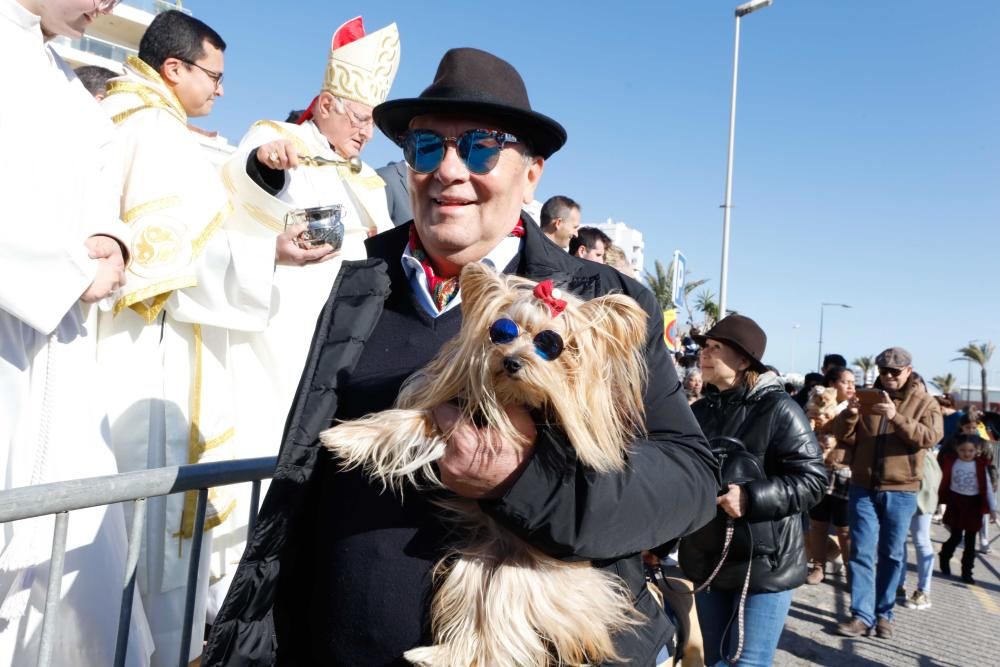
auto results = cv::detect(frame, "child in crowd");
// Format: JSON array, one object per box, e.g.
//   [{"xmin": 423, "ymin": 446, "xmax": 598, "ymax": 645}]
[{"xmin": 938, "ymin": 434, "xmax": 998, "ymax": 584}]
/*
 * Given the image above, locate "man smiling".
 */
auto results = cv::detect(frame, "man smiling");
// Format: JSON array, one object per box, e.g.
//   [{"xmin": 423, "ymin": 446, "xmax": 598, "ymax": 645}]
[
  {"xmin": 205, "ymin": 47, "xmax": 717, "ymax": 666},
  {"xmin": 834, "ymin": 347, "xmax": 942, "ymax": 640}
]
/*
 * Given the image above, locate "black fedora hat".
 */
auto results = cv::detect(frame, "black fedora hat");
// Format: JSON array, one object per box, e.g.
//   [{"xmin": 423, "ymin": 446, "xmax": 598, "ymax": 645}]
[
  {"xmin": 374, "ymin": 48, "xmax": 567, "ymax": 159},
  {"xmin": 692, "ymin": 314, "xmax": 769, "ymax": 374}
]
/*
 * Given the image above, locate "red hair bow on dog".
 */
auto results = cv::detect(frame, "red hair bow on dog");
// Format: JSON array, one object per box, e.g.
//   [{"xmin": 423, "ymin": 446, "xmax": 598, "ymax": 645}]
[{"xmin": 533, "ymin": 281, "xmax": 567, "ymax": 317}]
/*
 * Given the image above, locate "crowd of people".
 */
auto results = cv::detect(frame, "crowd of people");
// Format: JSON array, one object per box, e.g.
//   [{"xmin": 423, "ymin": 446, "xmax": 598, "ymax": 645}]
[{"xmin": 2, "ymin": 2, "xmax": 996, "ymax": 666}]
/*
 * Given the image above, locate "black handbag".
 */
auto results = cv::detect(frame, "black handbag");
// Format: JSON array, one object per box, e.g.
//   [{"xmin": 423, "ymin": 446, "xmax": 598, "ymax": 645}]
[{"xmin": 686, "ymin": 414, "xmax": 773, "ymax": 664}]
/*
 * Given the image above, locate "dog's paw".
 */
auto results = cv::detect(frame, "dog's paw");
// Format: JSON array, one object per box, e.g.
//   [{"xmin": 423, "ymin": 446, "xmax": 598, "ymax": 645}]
[{"xmin": 403, "ymin": 645, "xmax": 449, "ymax": 667}]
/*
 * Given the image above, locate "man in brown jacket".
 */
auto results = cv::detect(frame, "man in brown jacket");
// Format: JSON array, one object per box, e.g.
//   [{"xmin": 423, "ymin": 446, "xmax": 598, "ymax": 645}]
[{"xmin": 833, "ymin": 347, "xmax": 943, "ymax": 639}]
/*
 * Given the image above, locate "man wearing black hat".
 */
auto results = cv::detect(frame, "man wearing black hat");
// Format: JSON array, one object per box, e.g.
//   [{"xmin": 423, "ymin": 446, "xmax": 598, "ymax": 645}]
[
  {"xmin": 833, "ymin": 346, "xmax": 942, "ymax": 640},
  {"xmin": 203, "ymin": 47, "xmax": 718, "ymax": 666}
]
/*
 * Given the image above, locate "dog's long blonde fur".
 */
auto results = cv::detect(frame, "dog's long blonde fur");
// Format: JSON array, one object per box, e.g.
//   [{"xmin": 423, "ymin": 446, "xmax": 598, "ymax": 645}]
[{"xmin": 321, "ymin": 262, "xmax": 650, "ymax": 666}]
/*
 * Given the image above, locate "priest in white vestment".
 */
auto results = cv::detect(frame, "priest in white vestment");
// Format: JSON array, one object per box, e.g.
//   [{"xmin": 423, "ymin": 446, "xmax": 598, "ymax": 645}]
[
  {"xmin": 96, "ymin": 11, "xmax": 277, "ymax": 667},
  {"xmin": 0, "ymin": 1, "xmax": 154, "ymax": 665},
  {"xmin": 221, "ymin": 16, "xmax": 399, "ymax": 590}
]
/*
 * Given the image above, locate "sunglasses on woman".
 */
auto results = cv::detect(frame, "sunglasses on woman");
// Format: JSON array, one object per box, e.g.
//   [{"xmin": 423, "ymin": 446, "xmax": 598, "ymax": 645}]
[
  {"xmin": 488, "ymin": 318, "xmax": 564, "ymax": 361},
  {"xmin": 401, "ymin": 129, "xmax": 521, "ymax": 175}
]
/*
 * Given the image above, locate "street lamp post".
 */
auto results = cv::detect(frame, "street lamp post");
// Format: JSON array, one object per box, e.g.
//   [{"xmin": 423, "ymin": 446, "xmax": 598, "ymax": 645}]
[
  {"xmin": 790, "ymin": 323, "xmax": 801, "ymax": 375},
  {"xmin": 718, "ymin": 0, "xmax": 773, "ymax": 318},
  {"xmin": 817, "ymin": 302, "xmax": 851, "ymax": 371}
]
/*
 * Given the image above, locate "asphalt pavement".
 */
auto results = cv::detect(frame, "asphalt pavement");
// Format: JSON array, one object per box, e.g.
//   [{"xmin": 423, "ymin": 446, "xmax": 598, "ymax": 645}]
[{"xmin": 774, "ymin": 522, "xmax": 999, "ymax": 666}]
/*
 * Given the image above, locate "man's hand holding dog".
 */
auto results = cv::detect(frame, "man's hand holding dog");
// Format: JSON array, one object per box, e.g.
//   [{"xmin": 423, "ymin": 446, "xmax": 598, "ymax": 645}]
[{"xmin": 433, "ymin": 403, "xmax": 536, "ymax": 500}]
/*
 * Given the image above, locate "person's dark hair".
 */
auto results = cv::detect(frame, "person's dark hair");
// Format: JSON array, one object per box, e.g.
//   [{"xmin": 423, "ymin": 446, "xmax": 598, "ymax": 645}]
[
  {"xmin": 935, "ymin": 394, "xmax": 955, "ymax": 409},
  {"xmin": 823, "ymin": 365, "xmax": 852, "ymax": 387},
  {"xmin": 74, "ymin": 65, "xmax": 118, "ymax": 97},
  {"xmin": 568, "ymin": 227, "xmax": 611, "ymax": 256},
  {"xmin": 138, "ymin": 10, "xmax": 226, "ymax": 73},
  {"xmin": 285, "ymin": 109, "xmax": 306, "ymax": 124},
  {"xmin": 539, "ymin": 195, "xmax": 579, "ymax": 230},
  {"xmin": 822, "ymin": 353, "xmax": 847, "ymax": 370},
  {"xmin": 959, "ymin": 412, "xmax": 983, "ymax": 428}
]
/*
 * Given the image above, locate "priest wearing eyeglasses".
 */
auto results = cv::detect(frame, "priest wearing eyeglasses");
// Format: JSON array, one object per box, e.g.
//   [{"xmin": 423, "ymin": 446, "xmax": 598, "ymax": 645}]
[
  {"xmin": 97, "ymin": 10, "xmax": 282, "ymax": 667},
  {"xmin": 225, "ymin": 17, "xmax": 400, "ymax": 474},
  {"xmin": 205, "ymin": 47, "xmax": 719, "ymax": 667}
]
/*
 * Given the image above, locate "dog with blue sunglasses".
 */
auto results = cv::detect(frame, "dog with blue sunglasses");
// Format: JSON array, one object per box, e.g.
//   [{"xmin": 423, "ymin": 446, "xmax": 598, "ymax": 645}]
[{"xmin": 320, "ymin": 261, "xmax": 649, "ymax": 667}]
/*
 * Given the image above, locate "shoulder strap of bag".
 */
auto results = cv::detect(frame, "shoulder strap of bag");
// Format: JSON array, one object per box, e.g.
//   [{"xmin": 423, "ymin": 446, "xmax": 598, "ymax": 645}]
[{"xmin": 684, "ymin": 392, "xmax": 771, "ymax": 664}]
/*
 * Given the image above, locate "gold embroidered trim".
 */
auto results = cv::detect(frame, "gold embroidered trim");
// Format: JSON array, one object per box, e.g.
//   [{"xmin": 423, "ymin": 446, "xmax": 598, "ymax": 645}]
[
  {"xmin": 202, "ymin": 426, "xmax": 236, "ymax": 454},
  {"xmin": 128, "ymin": 291, "xmax": 172, "ymax": 324},
  {"xmin": 241, "ymin": 201, "xmax": 284, "ymax": 233},
  {"xmin": 178, "ymin": 323, "xmax": 205, "ymax": 539},
  {"xmin": 176, "ymin": 324, "xmax": 238, "ymax": 539},
  {"xmin": 113, "ymin": 275, "xmax": 197, "ymax": 317},
  {"xmin": 220, "ymin": 163, "xmax": 236, "ymax": 195},
  {"xmin": 191, "ymin": 201, "xmax": 234, "ymax": 258},
  {"xmin": 121, "ymin": 55, "xmax": 188, "ymax": 119},
  {"xmin": 341, "ymin": 172, "xmax": 385, "ymax": 190},
  {"xmin": 123, "ymin": 196, "xmax": 182, "ymax": 225},
  {"xmin": 249, "ymin": 120, "xmax": 310, "ymax": 155}
]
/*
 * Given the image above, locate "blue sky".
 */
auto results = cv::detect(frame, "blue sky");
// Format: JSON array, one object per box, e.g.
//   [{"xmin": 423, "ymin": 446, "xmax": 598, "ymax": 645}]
[{"xmin": 189, "ymin": 0, "xmax": 999, "ymax": 388}]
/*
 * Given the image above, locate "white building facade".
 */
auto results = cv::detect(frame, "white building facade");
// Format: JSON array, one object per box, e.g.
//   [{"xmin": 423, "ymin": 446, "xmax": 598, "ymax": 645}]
[{"xmin": 593, "ymin": 218, "xmax": 645, "ymax": 275}]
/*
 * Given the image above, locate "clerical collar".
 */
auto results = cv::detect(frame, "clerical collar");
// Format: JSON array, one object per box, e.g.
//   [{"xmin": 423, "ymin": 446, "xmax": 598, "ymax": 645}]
[{"xmin": 401, "ymin": 220, "xmax": 524, "ymax": 318}]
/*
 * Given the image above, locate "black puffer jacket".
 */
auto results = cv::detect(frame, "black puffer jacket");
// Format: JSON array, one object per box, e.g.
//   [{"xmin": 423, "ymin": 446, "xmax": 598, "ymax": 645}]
[{"xmin": 679, "ymin": 373, "xmax": 827, "ymax": 593}]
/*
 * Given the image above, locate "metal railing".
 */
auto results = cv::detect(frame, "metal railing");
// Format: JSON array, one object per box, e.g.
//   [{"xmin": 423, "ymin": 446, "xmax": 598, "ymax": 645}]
[{"xmin": 0, "ymin": 456, "xmax": 276, "ymax": 667}]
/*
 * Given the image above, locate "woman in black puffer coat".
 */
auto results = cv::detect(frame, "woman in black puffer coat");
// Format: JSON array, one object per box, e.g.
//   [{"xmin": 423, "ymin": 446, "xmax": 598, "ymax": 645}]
[{"xmin": 679, "ymin": 315, "xmax": 827, "ymax": 667}]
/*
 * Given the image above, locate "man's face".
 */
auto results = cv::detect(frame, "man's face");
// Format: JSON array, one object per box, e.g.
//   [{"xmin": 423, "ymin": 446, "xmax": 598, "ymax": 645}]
[
  {"xmin": 38, "ymin": 0, "xmax": 107, "ymax": 39},
  {"xmin": 315, "ymin": 94, "xmax": 374, "ymax": 158},
  {"xmin": 576, "ymin": 239, "xmax": 606, "ymax": 264},
  {"xmin": 556, "ymin": 207, "xmax": 580, "ymax": 247},
  {"xmin": 166, "ymin": 40, "xmax": 224, "ymax": 118},
  {"xmin": 408, "ymin": 115, "xmax": 543, "ymax": 270},
  {"xmin": 878, "ymin": 365, "xmax": 911, "ymax": 392}
]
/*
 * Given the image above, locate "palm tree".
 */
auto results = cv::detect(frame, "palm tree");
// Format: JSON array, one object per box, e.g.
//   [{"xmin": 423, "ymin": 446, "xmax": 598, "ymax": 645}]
[
  {"xmin": 854, "ymin": 355, "xmax": 875, "ymax": 387},
  {"xmin": 931, "ymin": 373, "xmax": 958, "ymax": 396},
  {"xmin": 643, "ymin": 258, "xmax": 708, "ymax": 313},
  {"xmin": 694, "ymin": 289, "xmax": 720, "ymax": 328},
  {"xmin": 954, "ymin": 341, "xmax": 996, "ymax": 411}
]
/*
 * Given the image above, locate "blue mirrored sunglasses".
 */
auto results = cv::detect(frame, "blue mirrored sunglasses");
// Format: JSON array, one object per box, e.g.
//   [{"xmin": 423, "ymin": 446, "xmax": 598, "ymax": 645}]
[
  {"xmin": 401, "ymin": 129, "xmax": 520, "ymax": 175},
  {"xmin": 488, "ymin": 318, "xmax": 564, "ymax": 361}
]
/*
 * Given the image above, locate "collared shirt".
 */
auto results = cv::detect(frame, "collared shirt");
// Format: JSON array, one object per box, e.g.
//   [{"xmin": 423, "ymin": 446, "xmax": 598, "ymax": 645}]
[{"xmin": 401, "ymin": 234, "xmax": 522, "ymax": 318}]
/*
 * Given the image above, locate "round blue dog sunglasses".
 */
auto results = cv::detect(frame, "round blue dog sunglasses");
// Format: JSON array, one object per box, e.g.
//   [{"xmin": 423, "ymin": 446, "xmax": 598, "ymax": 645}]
[
  {"xmin": 402, "ymin": 129, "xmax": 521, "ymax": 175},
  {"xmin": 488, "ymin": 318, "xmax": 564, "ymax": 361}
]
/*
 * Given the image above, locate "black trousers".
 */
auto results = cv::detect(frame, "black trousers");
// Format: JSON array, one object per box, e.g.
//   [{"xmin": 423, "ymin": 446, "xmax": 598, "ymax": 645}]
[{"xmin": 940, "ymin": 528, "xmax": 978, "ymax": 576}]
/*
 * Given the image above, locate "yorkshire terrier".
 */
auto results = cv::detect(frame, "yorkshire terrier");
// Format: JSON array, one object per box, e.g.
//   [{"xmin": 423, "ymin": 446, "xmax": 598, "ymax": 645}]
[{"xmin": 320, "ymin": 262, "xmax": 650, "ymax": 667}]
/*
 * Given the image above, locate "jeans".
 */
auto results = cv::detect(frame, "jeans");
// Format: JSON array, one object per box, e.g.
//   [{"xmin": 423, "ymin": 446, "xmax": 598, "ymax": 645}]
[
  {"xmin": 696, "ymin": 588, "xmax": 793, "ymax": 667},
  {"xmin": 898, "ymin": 512, "xmax": 934, "ymax": 594},
  {"xmin": 848, "ymin": 485, "xmax": 917, "ymax": 626}
]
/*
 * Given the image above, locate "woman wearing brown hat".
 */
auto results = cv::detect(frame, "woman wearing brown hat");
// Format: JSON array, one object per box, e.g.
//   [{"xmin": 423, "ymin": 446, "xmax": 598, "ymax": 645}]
[{"xmin": 679, "ymin": 315, "xmax": 827, "ymax": 666}]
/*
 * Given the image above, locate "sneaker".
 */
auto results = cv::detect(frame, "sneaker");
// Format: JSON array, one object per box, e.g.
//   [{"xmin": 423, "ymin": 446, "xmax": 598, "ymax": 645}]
[
  {"xmin": 979, "ymin": 540, "xmax": 992, "ymax": 554},
  {"xmin": 806, "ymin": 562, "xmax": 825, "ymax": 585},
  {"xmin": 836, "ymin": 618, "xmax": 872, "ymax": 637},
  {"xmin": 962, "ymin": 574, "xmax": 975, "ymax": 584},
  {"xmin": 905, "ymin": 590, "xmax": 931, "ymax": 610},
  {"xmin": 895, "ymin": 586, "xmax": 907, "ymax": 604},
  {"xmin": 875, "ymin": 618, "xmax": 893, "ymax": 639}
]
